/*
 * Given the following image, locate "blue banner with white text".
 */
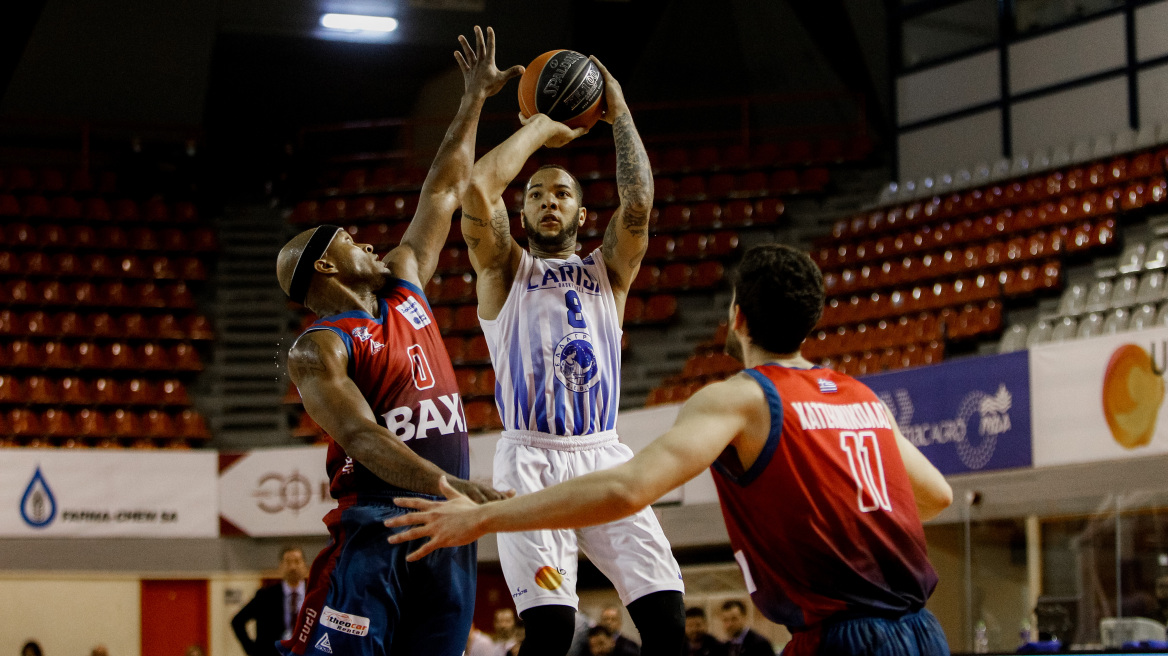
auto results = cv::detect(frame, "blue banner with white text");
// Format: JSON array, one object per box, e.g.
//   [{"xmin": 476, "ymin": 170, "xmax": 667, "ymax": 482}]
[{"xmin": 859, "ymin": 351, "xmax": 1032, "ymax": 475}]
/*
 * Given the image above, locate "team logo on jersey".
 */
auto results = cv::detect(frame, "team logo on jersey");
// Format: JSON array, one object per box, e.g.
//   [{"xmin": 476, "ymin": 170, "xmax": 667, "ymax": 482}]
[
  {"xmin": 554, "ymin": 332, "xmax": 599, "ymax": 393},
  {"xmin": 350, "ymin": 327, "xmax": 385, "ymax": 354},
  {"xmin": 315, "ymin": 634, "xmax": 333, "ymax": 654},
  {"xmin": 395, "ymin": 296, "xmax": 432, "ymax": 329}
]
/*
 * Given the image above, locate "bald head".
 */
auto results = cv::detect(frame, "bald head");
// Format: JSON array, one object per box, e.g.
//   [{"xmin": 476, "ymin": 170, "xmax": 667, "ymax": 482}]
[{"xmin": 276, "ymin": 228, "xmax": 319, "ymax": 296}]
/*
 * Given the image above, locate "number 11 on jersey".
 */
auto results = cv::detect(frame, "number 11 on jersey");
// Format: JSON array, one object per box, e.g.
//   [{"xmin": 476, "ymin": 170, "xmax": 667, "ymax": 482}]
[{"xmin": 840, "ymin": 430, "xmax": 891, "ymax": 512}]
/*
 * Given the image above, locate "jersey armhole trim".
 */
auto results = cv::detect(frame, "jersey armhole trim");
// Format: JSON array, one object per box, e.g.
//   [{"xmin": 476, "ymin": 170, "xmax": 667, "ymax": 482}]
[
  {"xmin": 302, "ymin": 326, "xmax": 356, "ymax": 379},
  {"xmin": 726, "ymin": 369, "xmax": 784, "ymax": 487}
]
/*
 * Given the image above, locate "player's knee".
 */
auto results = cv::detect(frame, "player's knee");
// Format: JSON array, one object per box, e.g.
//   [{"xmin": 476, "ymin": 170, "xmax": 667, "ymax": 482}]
[
  {"xmin": 627, "ymin": 591, "xmax": 685, "ymax": 656},
  {"xmin": 518, "ymin": 604, "xmax": 577, "ymax": 656}
]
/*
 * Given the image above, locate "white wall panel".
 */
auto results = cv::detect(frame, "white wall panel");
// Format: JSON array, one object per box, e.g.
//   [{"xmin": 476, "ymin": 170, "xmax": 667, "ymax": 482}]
[
  {"xmin": 1011, "ymin": 77, "xmax": 1128, "ymax": 155},
  {"xmin": 0, "ymin": 576, "xmax": 141, "ymax": 656},
  {"xmin": 897, "ymin": 50, "xmax": 1000, "ymax": 126},
  {"xmin": 1138, "ymin": 63, "xmax": 1168, "ymax": 129},
  {"xmin": 1009, "ymin": 14, "xmax": 1125, "ymax": 94},
  {"xmin": 1137, "ymin": 0, "xmax": 1168, "ymax": 61},
  {"xmin": 898, "ymin": 109, "xmax": 1002, "ymax": 182}
]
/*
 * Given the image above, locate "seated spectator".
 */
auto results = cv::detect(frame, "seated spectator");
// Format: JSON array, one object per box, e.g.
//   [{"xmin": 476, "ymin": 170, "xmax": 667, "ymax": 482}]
[
  {"xmin": 587, "ymin": 627, "xmax": 617, "ymax": 656},
  {"xmin": 685, "ymin": 607, "xmax": 727, "ymax": 656},
  {"xmin": 598, "ymin": 606, "xmax": 640, "ymax": 656},
  {"xmin": 720, "ymin": 600, "xmax": 774, "ymax": 656}
]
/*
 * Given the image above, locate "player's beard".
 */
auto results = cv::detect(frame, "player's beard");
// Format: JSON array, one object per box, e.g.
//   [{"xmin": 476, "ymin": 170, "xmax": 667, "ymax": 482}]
[
  {"xmin": 724, "ymin": 328, "xmax": 745, "ymax": 363},
  {"xmin": 524, "ymin": 214, "xmax": 579, "ymax": 253}
]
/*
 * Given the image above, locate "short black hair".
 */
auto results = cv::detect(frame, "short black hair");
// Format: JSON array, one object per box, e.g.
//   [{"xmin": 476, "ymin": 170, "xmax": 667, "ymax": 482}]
[
  {"xmin": 22, "ymin": 642, "xmax": 43, "ymax": 656},
  {"xmin": 731, "ymin": 243, "xmax": 825, "ymax": 354},
  {"xmin": 720, "ymin": 599, "xmax": 748, "ymax": 614},
  {"xmin": 587, "ymin": 626, "xmax": 613, "ymax": 639},
  {"xmin": 685, "ymin": 607, "xmax": 707, "ymax": 619},
  {"xmin": 528, "ymin": 164, "xmax": 584, "ymax": 204}
]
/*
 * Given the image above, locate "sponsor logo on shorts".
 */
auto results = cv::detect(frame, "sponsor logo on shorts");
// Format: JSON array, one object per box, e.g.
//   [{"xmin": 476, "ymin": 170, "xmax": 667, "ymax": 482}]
[
  {"xmin": 321, "ymin": 606, "xmax": 370, "ymax": 636},
  {"xmin": 315, "ymin": 634, "xmax": 333, "ymax": 654},
  {"xmin": 512, "ymin": 586, "xmax": 528, "ymax": 599},
  {"xmin": 534, "ymin": 566, "xmax": 565, "ymax": 591}
]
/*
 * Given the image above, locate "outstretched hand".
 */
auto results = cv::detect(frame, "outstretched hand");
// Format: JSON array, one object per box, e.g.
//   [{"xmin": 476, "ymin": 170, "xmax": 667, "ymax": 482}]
[
  {"xmin": 385, "ymin": 476, "xmax": 499, "ymax": 561},
  {"xmin": 456, "ymin": 26, "xmax": 524, "ymax": 98},
  {"xmin": 518, "ymin": 113, "xmax": 589, "ymax": 148}
]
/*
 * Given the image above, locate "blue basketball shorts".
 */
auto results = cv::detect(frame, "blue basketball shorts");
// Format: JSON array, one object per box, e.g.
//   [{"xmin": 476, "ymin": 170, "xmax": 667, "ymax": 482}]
[
  {"xmin": 277, "ymin": 496, "xmax": 476, "ymax": 656},
  {"xmin": 785, "ymin": 608, "xmax": 950, "ymax": 656}
]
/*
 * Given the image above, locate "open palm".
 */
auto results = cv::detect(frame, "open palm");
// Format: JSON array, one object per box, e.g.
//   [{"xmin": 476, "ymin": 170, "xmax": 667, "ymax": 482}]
[{"xmin": 456, "ymin": 26, "xmax": 523, "ymax": 97}]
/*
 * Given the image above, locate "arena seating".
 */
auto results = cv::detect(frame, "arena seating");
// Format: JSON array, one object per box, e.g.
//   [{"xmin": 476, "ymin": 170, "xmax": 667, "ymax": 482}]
[{"xmin": 0, "ymin": 164, "xmax": 214, "ymax": 449}]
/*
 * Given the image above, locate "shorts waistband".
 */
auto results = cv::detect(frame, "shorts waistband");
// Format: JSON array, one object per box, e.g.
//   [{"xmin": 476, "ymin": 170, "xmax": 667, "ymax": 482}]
[{"xmin": 501, "ymin": 429, "xmax": 618, "ymax": 451}]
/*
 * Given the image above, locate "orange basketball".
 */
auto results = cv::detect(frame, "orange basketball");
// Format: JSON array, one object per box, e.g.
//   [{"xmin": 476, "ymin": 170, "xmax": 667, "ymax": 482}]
[{"xmin": 518, "ymin": 50, "xmax": 605, "ymax": 130}]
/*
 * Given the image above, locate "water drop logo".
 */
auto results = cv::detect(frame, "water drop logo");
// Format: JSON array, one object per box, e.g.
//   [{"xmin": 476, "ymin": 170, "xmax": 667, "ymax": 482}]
[{"xmin": 20, "ymin": 467, "xmax": 57, "ymax": 528}]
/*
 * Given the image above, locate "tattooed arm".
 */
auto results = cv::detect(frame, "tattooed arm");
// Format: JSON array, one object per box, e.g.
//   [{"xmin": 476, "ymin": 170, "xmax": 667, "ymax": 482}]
[
  {"xmin": 462, "ymin": 113, "xmax": 586, "ymax": 319},
  {"xmin": 287, "ymin": 330, "xmax": 508, "ymax": 502},
  {"xmin": 592, "ymin": 58, "xmax": 652, "ymax": 319}
]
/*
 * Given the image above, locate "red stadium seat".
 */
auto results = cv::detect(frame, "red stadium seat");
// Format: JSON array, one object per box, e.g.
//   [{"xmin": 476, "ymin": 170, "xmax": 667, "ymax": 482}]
[
  {"xmin": 722, "ymin": 200, "xmax": 754, "ymax": 226},
  {"xmin": 113, "ymin": 199, "xmax": 140, "ymax": 222},
  {"xmin": 144, "ymin": 198, "xmax": 170, "ymax": 222},
  {"xmin": 110, "ymin": 408, "xmax": 142, "ymax": 438},
  {"xmin": 689, "ymin": 202, "xmax": 722, "ymax": 229},
  {"xmin": 631, "ymin": 266, "xmax": 659, "ymax": 292},
  {"xmin": 464, "ymin": 335, "xmax": 490, "ymax": 363},
  {"xmin": 182, "ymin": 315, "xmax": 214, "ymax": 340},
  {"xmin": 107, "ymin": 342, "xmax": 134, "ymax": 369},
  {"xmin": 676, "ymin": 176, "xmax": 707, "ymax": 201},
  {"xmin": 658, "ymin": 263, "xmax": 692, "ymax": 290},
  {"xmin": 75, "ymin": 408, "xmax": 108, "ymax": 438},
  {"xmin": 75, "ymin": 342, "xmax": 107, "ymax": 370},
  {"xmin": 452, "ymin": 305, "xmax": 481, "ymax": 333},
  {"xmin": 169, "ymin": 342, "xmax": 203, "ymax": 370},
  {"xmin": 656, "ymin": 205, "xmax": 689, "ymax": 231},
  {"xmin": 59, "ymin": 376, "xmax": 86, "ymax": 404},
  {"xmin": 690, "ymin": 261, "xmax": 724, "ymax": 288},
  {"xmin": 160, "ymin": 379, "xmax": 190, "ymax": 405},
  {"xmin": 753, "ymin": 198, "xmax": 784, "ymax": 223}
]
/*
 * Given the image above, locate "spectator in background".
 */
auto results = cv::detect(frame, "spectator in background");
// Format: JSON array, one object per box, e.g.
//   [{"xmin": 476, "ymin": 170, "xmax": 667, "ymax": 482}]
[
  {"xmin": 231, "ymin": 546, "xmax": 309, "ymax": 656},
  {"xmin": 566, "ymin": 610, "xmax": 595, "ymax": 656},
  {"xmin": 598, "ymin": 606, "xmax": 640, "ymax": 656},
  {"xmin": 467, "ymin": 622, "xmax": 497, "ymax": 656},
  {"xmin": 586, "ymin": 627, "xmax": 617, "ymax": 656},
  {"xmin": 720, "ymin": 601, "xmax": 773, "ymax": 656},
  {"xmin": 685, "ymin": 607, "xmax": 727, "ymax": 656},
  {"xmin": 492, "ymin": 607, "xmax": 522, "ymax": 655},
  {"xmin": 20, "ymin": 641, "xmax": 42, "ymax": 656},
  {"xmin": 90, "ymin": 646, "xmax": 109, "ymax": 656}
]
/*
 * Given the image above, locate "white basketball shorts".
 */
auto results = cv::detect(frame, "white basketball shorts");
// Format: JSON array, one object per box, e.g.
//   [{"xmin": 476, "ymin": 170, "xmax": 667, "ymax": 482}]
[{"xmin": 493, "ymin": 429, "xmax": 684, "ymax": 614}]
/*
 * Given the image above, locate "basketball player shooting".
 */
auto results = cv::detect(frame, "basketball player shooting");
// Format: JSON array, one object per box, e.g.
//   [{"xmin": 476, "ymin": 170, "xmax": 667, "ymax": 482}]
[
  {"xmin": 449, "ymin": 57, "xmax": 687, "ymax": 656},
  {"xmin": 274, "ymin": 27, "xmax": 522, "ymax": 656},
  {"xmin": 389, "ymin": 245, "xmax": 955, "ymax": 656}
]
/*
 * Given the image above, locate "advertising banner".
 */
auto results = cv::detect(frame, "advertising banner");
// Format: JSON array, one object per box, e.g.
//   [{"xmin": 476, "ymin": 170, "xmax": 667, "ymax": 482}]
[
  {"xmin": 861, "ymin": 350, "xmax": 1033, "ymax": 475},
  {"xmin": 1030, "ymin": 326, "xmax": 1168, "ymax": 467},
  {"xmin": 0, "ymin": 449, "xmax": 218, "ymax": 537},
  {"xmin": 218, "ymin": 446, "xmax": 336, "ymax": 537}
]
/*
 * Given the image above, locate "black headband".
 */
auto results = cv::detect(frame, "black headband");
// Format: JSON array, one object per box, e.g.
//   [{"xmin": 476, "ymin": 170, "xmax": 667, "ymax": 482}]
[{"xmin": 288, "ymin": 225, "xmax": 342, "ymax": 306}]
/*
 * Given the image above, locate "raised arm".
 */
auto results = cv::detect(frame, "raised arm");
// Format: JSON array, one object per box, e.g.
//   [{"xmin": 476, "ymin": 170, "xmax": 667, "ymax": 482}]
[
  {"xmin": 287, "ymin": 330, "xmax": 507, "ymax": 502},
  {"xmin": 386, "ymin": 377, "xmax": 759, "ymax": 560},
  {"xmin": 594, "ymin": 58, "xmax": 652, "ymax": 306},
  {"xmin": 462, "ymin": 114, "xmax": 586, "ymax": 318},
  {"xmin": 385, "ymin": 26, "xmax": 523, "ymax": 289}
]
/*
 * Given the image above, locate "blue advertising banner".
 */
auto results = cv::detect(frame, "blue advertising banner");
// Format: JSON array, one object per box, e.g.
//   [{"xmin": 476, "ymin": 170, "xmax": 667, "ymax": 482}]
[{"xmin": 859, "ymin": 350, "xmax": 1032, "ymax": 475}]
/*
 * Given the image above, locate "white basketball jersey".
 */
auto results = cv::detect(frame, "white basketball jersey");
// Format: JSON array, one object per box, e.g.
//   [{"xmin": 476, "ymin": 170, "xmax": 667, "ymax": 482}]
[{"xmin": 480, "ymin": 248, "xmax": 622, "ymax": 436}]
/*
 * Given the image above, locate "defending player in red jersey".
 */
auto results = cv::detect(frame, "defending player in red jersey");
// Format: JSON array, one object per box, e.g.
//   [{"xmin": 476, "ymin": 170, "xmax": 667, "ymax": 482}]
[
  {"xmin": 274, "ymin": 27, "xmax": 521, "ymax": 656},
  {"xmin": 387, "ymin": 243, "xmax": 954, "ymax": 656}
]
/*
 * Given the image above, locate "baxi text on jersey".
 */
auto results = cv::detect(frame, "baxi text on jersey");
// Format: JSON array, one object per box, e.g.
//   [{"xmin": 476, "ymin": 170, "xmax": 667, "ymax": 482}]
[
  {"xmin": 526, "ymin": 263, "xmax": 601, "ymax": 295},
  {"xmin": 381, "ymin": 393, "xmax": 467, "ymax": 441}
]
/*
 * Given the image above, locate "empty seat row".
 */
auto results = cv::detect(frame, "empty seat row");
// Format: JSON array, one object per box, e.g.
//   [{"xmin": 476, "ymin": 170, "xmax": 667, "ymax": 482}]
[
  {"xmin": 653, "ymin": 199, "xmax": 785, "ymax": 231},
  {"xmin": 820, "ymin": 275, "xmax": 1000, "ymax": 328},
  {"xmin": 1001, "ymin": 303, "xmax": 1168, "ymax": 352},
  {"xmin": 2, "ymin": 407, "xmax": 209, "ymax": 440},
  {"xmin": 0, "ymin": 280, "xmax": 197, "ymax": 309},
  {"xmin": 0, "ymin": 374, "xmax": 191, "ymax": 406},
  {"xmin": 0, "ymin": 254, "xmax": 208, "ymax": 282},
  {"xmin": 631, "ymin": 261, "xmax": 726, "ymax": 293},
  {"xmin": 0, "ymin": 310, "xmax": 211, "ymax": 340},
  {"xmin": 807, "ymin": 311, "xmax": 945, "ymax": 358},
  {"xmin": 0, "ymin": 195, "xmax": 198, "ymax": 222},
  {"xmin": 0, "ymin": 224, "xmax": 217, "ymax": 252},
  {"xmin": 643, "ymin": 231, "xmax": 742, "ymax": 262},
  {"xmin": 821, "ymin": 341, "xmax": 946, "ymax": 377},
  {"xmin": 0, "ymin": 167, "xmax": 118, "ymax": 195},
  {"xmin": 2, "ymin": 340, "xmax": 203, "ymax": 371},
  {"xmin": 843, "ymin": 150, "xmax": 1166, "ymax": 240},
  {"xmin": 623, "ymin": 295, "xmax": 678, "ymax": 325},
  {"xmin": 652, "ymin": 170, "xmax": 828, "ymax": 205},
  {"xmin": 821, "ymin": 219, "xmax": 1113, "ymax": 296},
  {"xmin": 1057, "ymin": 272, "xmax": 1168, "ymax": 316}
]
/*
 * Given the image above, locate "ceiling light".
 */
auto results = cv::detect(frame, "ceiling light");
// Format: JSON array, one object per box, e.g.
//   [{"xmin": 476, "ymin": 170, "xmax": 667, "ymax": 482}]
[{"xmin": 320, "ymin": 13, "xmax": 398, "ymax": 32}]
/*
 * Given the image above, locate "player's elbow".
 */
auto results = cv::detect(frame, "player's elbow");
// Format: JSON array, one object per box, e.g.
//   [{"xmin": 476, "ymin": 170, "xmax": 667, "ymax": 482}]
[
  {"xmin": 465, "ymin": 171, "xmax": 496, "ymax": 203},
  {"xmin": 620, "ymin": 188, "xmax": 653, "ymax": 216},
  {"xmin": 605, "ymin": 478, "xmax": 649, "ymax": 519},
  {"xmin": 917, "ymin": 481, "xmax": 953, "ymax": 521}
]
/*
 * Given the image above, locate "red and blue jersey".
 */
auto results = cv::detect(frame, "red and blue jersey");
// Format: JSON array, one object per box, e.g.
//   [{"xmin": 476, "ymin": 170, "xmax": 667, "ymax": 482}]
[
  {"xmin": 711, "ymin": 364, "xmax": 937, "ymax": 632},
  {"xmin": 300, "ymin": 278, "xmax": 469, "ymax": 500}
]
